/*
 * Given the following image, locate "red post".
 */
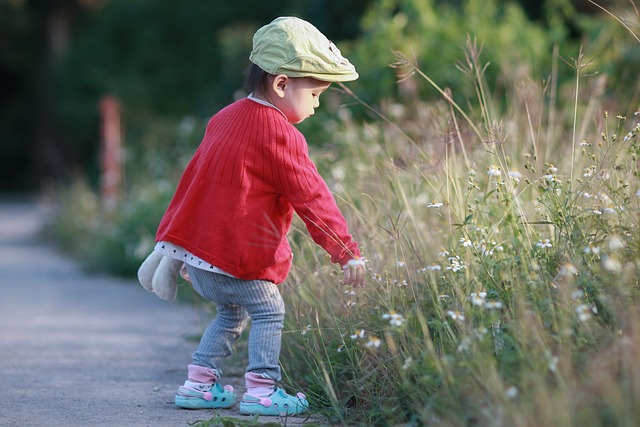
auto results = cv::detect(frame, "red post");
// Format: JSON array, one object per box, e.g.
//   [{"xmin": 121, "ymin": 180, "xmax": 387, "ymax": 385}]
[{"xmin": 99, "ymin": 96, "xmax": 122, "ymax": 211}]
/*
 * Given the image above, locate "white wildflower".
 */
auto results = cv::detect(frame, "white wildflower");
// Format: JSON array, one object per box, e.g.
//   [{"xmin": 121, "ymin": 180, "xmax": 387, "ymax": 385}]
[
  {"xmin": 365, "ymin": 336, "xmax": 382, "ymax": 348},
  {"xmin": 470, "ymin": 291, "xmax": 487, "ymax": 307},
  {"xmin": 487, "ymin": 165, "xmax": 502, "ymax": 176},
  {"xmin": 427, "ymin": 202, "xmax": 444, "ymax": 208},
  {"xmin": 576, "ymin": 304, "xmax": 597, "ymax": 322},
  {"xmin": 468, "ymin": 180, "xmax": 480, "ymax": 190},
  {"xmin": 350, "ymin": 329, "xmax": 366, "ymax": 340},
  {"xmin": 508, "ymin": 169, "xmax": 522, "ymax": 181},
  {"xmin": 446, "ymin": 256, "xmax": 465, "ymax": 272},
  {"xmin": 505, "ymin": 386, "xmax": 519, "ymax": 399},
  {"xmin": 583, "ymin": 165, "xmax": 596, "ymax": 178},
  {"xmin": 393, "ymin": 279, "xmax": 408, "ymax": 288},
  {"xmin": 460, "ymin": 237, "xmax": 473, "ymax": 247},
  {"xmin": 537, "ymin": 239, "xmax": 552, "ymax": 249},
  {"xmin": 485, "ymin": 300, "xmax": 503, "ymax": 310},
  {"xmin": 402, "ymin": 357, "xmax": 413, "ymax": 370},
  {"xmin": 382, "ymin": 311, "xmax": 405, "ymax": 327},
  {"xmin": 603, "ymin": 257, "xmax": 621, "ymax": 273},
  {"xmin": 447, "ymin": 310, "xmax": 465, "ymax": 321}
]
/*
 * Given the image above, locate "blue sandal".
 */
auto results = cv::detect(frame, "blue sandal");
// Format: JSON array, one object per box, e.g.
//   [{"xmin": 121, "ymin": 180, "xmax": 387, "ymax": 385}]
[
  {"xmin": 175, "ymin": 382, "xmax": 236, "ymax": 409},
  {"xmin": 239, "ymin": 387, "xmax": 309, "ymax": 416}
]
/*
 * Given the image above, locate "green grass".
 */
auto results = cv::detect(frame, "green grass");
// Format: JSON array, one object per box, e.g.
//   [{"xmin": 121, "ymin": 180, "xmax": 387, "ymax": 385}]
[
  {"xmin": 47, "ymin": 4, "xmax": 640, "ymax": 426},
  {"xmin": 278, "ymin": 38, "xmax": 640, "ymax": 426}
]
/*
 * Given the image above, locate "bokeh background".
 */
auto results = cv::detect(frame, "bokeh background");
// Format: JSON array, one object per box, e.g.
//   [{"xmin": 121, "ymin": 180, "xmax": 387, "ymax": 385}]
[{"xmin": 2, "ymin": 0, "xmax": 637, "ymax": 193}]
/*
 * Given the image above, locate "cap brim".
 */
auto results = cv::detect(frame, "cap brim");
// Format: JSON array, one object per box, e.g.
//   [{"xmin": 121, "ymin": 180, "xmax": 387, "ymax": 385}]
[{"xmin": 274, "ymin": 69, "xmax": 359, "ymax": 83}]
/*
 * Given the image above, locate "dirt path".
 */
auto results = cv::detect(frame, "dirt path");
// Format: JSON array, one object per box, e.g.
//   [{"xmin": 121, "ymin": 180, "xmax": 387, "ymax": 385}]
[{"xmin": 0, "ymin": 197, "xmax": 318, "ymax": 426}]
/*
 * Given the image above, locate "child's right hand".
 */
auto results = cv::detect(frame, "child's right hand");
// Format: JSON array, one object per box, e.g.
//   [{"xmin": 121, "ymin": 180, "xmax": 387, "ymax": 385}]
[{"xmin": 342, "ymin": 259, "xmax": 366, "ymax": 288}]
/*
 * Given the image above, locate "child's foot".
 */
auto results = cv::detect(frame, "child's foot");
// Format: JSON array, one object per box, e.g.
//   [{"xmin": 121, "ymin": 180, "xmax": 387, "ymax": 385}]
[
  {"xmin": 175, "ymin": 381, "xmax": 236, "ymax": 409},
  {"xmin": 239, "ymin": 387, "xmax": 309, "ymax": 416}
]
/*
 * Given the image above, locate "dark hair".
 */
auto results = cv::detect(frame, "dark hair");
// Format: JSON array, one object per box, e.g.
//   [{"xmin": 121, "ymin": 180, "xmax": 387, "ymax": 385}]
[{"xmin": 244, "ymin": 63, "xmax": 274, "ymax": 95}]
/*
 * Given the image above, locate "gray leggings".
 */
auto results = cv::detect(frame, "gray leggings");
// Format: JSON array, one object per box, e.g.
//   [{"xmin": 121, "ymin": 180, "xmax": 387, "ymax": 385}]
[{"xmin": 186, "ymin": 265, "xmax": 285, "ymax": 382}]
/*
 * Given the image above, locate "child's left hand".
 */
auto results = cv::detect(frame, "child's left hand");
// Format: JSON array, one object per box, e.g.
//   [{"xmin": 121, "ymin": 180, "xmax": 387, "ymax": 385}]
[{"xmin": 342, "ymin": 258, "xmax": 366, "ymax": 288}]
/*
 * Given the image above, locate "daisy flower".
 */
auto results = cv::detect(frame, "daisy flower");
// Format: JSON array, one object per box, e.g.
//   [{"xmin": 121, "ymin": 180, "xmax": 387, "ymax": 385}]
[
  {"xmin": 447, "ymin": 310, "xmax": 465, "ymax": 321},
  {"xmin": 366, "ymin": 336, "xmax": 382, "ymax": 348},
  {"xmin": 537, "ymin": 239, "xmax": 552, "ymax": 249},
  {"xmin": 485, "ymin": 300, "xmax": 503, "ymax": 310},
  {"xmin": 382, "ymin": 311, "xmax": 405, "ymax": 327},
  {"xmin": 460, "ymin": 237, "xmax": 473, "ymax": 247},
  {"xmin": 470, "ymin": 291, "xmax": 486, "ymax": 307},
  {"xmin": 487, "ymin": 165, "xmax": 502, "ymax": 177},
  {"xmin": 350, "ymin": 329, "xmax": 366, "ymax": 340}
]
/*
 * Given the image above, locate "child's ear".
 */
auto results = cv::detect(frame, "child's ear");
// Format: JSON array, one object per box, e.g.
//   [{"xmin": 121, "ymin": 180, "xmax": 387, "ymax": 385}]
[{"xmin": 272, "ymin": 74, "xmax": 289, "ymax": 98}]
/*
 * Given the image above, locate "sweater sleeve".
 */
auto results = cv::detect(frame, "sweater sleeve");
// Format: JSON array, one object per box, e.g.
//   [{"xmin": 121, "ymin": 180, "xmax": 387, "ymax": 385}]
[{"xmin": 270, "ymin": 124, "xmax": 361, "ymax": 266}]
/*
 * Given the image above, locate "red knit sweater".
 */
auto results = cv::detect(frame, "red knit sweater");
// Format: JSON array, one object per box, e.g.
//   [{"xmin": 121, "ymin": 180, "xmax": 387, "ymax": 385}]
[{"xmin": 156, "ymin": 98, "xmax": 361, "ymax": 283}]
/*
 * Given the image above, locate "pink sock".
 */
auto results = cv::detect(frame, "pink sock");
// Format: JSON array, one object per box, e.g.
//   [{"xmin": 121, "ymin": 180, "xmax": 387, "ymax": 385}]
[
  {"xmin": 188, "ymin": 364, "xmax": 218, "ymax": 384},
  {"xmin": 245, "ymin": 372, "xmax": 275, "ymax": 398}
]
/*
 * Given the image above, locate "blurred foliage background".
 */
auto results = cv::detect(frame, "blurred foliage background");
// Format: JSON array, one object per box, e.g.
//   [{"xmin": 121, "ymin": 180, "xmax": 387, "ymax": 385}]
[
  {"xmin": 1, "ymin": 0, "xmax": 638, "ymax": 274},
  {"xmin": 2, "ymin": 0, "xmax": 637, "ymax": 193}
]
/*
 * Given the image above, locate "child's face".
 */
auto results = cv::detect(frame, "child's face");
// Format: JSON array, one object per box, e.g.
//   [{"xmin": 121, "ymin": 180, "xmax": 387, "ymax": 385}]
[{"xmin": 274, "ymin": 77, "xmax": 331, "ymax": 124}]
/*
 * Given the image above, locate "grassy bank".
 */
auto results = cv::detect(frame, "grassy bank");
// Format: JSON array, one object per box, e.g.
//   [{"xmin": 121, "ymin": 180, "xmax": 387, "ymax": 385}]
[{"xmin": 48, "ymin": 3, "xmax": 640, "ymax": 426}]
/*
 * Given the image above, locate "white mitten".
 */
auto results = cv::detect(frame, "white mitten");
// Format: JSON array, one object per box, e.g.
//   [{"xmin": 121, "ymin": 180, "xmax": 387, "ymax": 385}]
[{"xmin": 137, "ymin": 251, "xmax": 183, "ymax": 301}]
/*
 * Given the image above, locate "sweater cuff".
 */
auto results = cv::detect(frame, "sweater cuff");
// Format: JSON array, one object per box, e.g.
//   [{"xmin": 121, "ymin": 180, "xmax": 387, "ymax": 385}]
[
  {"xmin": 329, "ymin": 242, "xmax": 361, "ymax": 268},
  {"xmin": 337, "ymin": 254, "xmax": 353, "ymax": 268}
]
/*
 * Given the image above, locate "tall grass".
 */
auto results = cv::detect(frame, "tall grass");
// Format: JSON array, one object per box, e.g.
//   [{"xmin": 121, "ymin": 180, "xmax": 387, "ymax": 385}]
[
  {"xmin": 45, "ymin": 3, "xmax": 640, "ymax": 425},
  {"xmin": 280, "ymin": 33, "xmax": 640, "ymax": 427}
]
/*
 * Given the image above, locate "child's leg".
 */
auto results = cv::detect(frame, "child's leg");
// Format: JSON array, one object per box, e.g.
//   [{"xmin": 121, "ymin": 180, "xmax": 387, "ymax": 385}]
[
  {"xmin": 240, "ymin": 281, "xmax": 285, "ymax": 382},
  {"xmin": 188, "ymin": 266, "xmax": 251, "ymax": 375},
  {"xmin": 175, "ymin": 267, "xmax": 248, "ymax": 410},
  {"xmin": 192, "ymin": 300, "xmax": 250, "ymax": 373},
  {"xmin": 228, "ymin": 280, "xmax": 308, "ymax": 416}
]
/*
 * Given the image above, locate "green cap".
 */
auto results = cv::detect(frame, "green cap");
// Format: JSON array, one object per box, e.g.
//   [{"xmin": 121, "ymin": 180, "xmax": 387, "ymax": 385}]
[{"xmin": 249, "ymin": 17, "xmax": 358, "ymax": 83}]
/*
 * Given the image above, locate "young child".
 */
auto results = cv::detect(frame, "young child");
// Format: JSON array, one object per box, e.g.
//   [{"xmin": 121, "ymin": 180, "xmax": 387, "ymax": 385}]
[{"xmin": 154, "ymin": 16, "xmax": 365, "ymax": 416}]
